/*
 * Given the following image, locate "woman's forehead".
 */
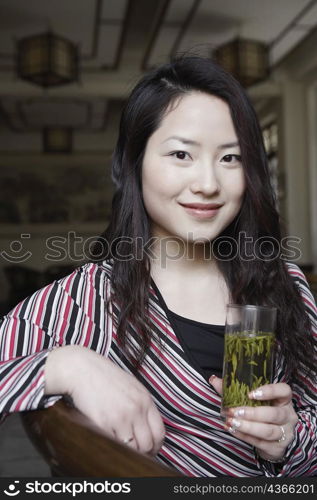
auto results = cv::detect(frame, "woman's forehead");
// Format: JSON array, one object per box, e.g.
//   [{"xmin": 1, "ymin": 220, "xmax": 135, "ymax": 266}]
[{"xmin": 151, "ymin": 92, "xmax": 238, "ymax": 145}]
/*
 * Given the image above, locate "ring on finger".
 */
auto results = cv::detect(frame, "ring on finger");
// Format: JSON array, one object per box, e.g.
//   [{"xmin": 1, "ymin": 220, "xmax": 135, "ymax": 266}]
[{"xmin": 277, "ymin": 425, "xmax": 286, "ymax": 443}]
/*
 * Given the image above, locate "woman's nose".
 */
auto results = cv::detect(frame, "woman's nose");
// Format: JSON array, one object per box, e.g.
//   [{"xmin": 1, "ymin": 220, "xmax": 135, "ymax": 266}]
[{"xmin": 190, "ymin": 162, "xmax": 220, "ymax": 195}]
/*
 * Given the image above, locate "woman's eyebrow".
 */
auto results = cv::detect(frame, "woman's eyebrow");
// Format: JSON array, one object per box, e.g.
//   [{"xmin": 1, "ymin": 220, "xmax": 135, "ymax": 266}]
[
  {"xmin": 217, "ymin": 142, "xmax": 239, "ymax": 149},
  {"xmin": 162, "ymin": 137, "xmax": 240, "ymax": 149},
  {"xmin": 162, "ymin": 136, "xmax": 200, "ymax": 146}
]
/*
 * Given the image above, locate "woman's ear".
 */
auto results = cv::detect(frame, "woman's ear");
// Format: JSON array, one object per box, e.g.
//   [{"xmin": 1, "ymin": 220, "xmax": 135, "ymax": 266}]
[{"xmin": 209, "ymin": 375, "xmax": 223, "ymax": 395}]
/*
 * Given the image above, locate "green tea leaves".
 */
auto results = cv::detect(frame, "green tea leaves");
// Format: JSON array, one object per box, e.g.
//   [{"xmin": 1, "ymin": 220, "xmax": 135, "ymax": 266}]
[{"xmin": 222, "ymin": 332, "xmax": 275, "ymax": 408}]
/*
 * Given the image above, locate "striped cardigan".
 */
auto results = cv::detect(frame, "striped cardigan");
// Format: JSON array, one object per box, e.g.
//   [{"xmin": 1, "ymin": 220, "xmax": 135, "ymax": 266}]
[{"xmin": 0, "ymin": 260, "xmax": 316, "ymax": 476}]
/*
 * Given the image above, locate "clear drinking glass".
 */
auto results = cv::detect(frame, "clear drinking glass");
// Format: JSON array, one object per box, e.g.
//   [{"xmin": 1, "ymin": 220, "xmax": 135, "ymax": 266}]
[{"xmin": 221, "ymin": 304, "xmax": 277, "ymax": 417}]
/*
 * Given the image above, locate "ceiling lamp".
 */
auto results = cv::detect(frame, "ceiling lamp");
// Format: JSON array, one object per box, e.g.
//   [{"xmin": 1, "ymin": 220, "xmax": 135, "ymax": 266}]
[
  {"xmin": 213, "ymin": 38, "xmax": 269, "ymax": 87},
  {"xmin": 43, "ymin": 127, "xmax": 73, "ymax": 154},
  {"xmin": 17, "ymin": 31, "xmax": 79, "ymax": 88}
]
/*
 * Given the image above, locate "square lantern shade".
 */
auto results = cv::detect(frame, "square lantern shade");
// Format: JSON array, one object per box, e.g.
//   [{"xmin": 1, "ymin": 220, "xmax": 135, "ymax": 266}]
[
  {"xmin": 43, "ymin": 127, "xmax": 73, "ymax": 153},
  {"xmin": 17, "ymin": 32, "xmax": 79, "ymax": 87},
  {"xmin": 213, "ymin": 38, "xmax": 269, "ymax": 87}
]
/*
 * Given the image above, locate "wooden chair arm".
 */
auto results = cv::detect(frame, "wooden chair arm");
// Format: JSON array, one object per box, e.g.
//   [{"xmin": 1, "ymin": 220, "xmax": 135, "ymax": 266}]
[{"xmin": 21, "ymin": 400, "xmax": 182, "ymax": 477}]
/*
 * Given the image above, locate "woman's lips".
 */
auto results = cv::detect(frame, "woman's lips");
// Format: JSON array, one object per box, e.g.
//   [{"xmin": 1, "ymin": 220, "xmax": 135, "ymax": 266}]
[{"xmin": 180, "ymin": 203, "xmax": 223, "ymax": 220}]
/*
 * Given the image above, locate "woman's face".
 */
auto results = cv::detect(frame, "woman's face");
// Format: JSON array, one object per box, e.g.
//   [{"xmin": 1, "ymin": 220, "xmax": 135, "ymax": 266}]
[{"xmin": 141, "ymin": 91, "xmax": 246, "ymax": 244}]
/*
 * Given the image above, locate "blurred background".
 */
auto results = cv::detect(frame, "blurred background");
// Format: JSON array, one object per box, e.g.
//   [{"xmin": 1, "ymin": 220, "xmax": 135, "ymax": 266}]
[{"xmin": 0, "ymin": 0, "xmax": 317, "ymax": 476}]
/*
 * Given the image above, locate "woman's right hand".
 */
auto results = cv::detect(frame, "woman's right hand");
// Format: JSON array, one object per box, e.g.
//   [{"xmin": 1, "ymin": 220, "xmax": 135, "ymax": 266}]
[{"xmin": 44, "ymin": 345, "xmax": 165, "ymax": 455}]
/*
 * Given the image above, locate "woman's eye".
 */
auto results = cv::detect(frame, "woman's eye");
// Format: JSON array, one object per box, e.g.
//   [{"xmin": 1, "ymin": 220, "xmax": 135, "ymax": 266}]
[
  {"xmin": 222, "ymin": 154, "xmax": 242, "ymax": 164},
  {"xmin": 170, "ymin": 151, "xmax": 190, "ymax": 160}
]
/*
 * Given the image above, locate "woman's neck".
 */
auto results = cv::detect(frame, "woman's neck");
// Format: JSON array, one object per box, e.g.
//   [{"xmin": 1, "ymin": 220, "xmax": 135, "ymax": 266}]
[
  {"xmin": 149, "ymin": 238, "xmax": 229, "ymax": 324},
  {"xmin": 149, "ymin": 238, "xmax": 219, "ymax": 281}
]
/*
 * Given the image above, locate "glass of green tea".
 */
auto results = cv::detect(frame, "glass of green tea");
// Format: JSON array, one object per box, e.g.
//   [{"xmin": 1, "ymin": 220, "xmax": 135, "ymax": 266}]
[{"xmin": 221, "ymin": 304, "xmax": 277, "ymax": 417}]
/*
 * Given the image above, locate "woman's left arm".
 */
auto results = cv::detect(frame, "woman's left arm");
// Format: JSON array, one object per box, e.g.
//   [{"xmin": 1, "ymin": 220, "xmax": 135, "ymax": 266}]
[
  {"xmin": 216, "ymin": 265, "xmax": 317, "ymax": 476},
  {"xmin": 224, "ymin": 381, "xmax": 317, "ymax": 476},
  {"xmin": 210, "ymin": 374, "xmax": 317, "ymax": 476},
  {"xmin": 211, "ymin": 265, "xmax": 317, "ymax": 476}
]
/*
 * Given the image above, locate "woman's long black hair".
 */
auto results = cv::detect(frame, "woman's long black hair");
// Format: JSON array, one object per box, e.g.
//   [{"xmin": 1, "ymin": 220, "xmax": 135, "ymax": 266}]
[{"xmin": 92, "ymin": 56, "xmax": 316, "ymax": 381}]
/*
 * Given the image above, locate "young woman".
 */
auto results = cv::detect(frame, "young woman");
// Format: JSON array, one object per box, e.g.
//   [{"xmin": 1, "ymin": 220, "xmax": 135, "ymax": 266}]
[{"xmin": 0, "ymin": 57, "xmax": 316, "ymax": 477}]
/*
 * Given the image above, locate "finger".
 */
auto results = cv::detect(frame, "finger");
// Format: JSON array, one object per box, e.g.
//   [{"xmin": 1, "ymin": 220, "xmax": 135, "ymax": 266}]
[
  {"xmin": 147, "ymin": 404, "xmax": 165, "ymax": 455},
  {"xmin": 132, "ymin": 416, "xmax": 154, "ymax": 455},
  {"xmin": 226, "ymin": 405, "xmax": 289, "ymax": 425},
  {"xmin": 249, "ymin": 383, "xmax": 292, "ymax": 406},
  {"xmin": 114, "ymin": 426, "xmax": 138, "ymax": 451},
  {"xmin": 223, "ymin": 428, "xmax": 286, "ymax": 457},
  {"xmin": 225, "ymin": 417, "xmax": 292, "ymax": 445},
  {"xmin": 209, "ymin": 375, "xmax": 223, "ymax": 395},
  {"xmin": 224, "ymin": 425, "xmax": 265, "ymax": 448}
]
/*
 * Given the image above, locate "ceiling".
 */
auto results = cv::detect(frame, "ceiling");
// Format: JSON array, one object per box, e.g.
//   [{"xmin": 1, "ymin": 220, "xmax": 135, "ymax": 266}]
[{"xmin": 1, "ymin": 0, "xmax": 317, "ymax": 153}]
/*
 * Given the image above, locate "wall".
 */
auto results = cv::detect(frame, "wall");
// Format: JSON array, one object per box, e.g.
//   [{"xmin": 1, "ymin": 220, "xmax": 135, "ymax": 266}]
[
  {"xmin": 249, "ymin": 28, "xmax": 317, "ymax": 270},
  {"xmin": 0, "ymin": 152, "xmax": 114, "ymax": 312}
]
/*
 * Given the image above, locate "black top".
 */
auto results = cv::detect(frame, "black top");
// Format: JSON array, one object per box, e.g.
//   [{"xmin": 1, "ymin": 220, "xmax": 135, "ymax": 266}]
[
  {"xmin": 150, "ymin": 278, "xmax": 225, "ymax": 382},
  {"xmin": 167, "ymin": 309, "xmax": 225, "ymax": 380}
]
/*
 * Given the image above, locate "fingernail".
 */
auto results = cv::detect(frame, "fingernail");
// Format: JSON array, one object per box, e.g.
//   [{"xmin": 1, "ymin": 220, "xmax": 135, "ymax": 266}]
[
  {"xmin": 209, "ymin": 374, "xmax": 216, "ymax": 383},
  {"xmin": 231, "ymin": 418, "xmax": 241, "ymax": 428},
  {"xmin": 250, "ymin": 389, "xmax": 263, "ymax": 399},
  {"xmin": 234, "ymin": 408, "xmax": 245, "ymax": 417}
]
